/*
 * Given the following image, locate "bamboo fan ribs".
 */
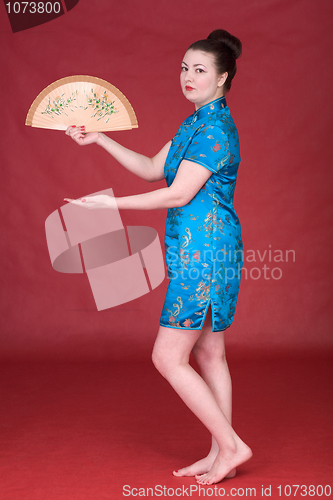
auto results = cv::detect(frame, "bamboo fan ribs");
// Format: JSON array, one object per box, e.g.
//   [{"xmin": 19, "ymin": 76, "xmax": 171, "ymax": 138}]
[{"xmin": 25, "ymin": 76, "xmax": 138, "ymax": 132}]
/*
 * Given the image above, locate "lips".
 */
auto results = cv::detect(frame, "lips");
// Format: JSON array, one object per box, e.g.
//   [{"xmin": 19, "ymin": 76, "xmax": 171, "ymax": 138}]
[{"xmin": 185, "ymin": 86, "xmax": 194, "ymax": 91}]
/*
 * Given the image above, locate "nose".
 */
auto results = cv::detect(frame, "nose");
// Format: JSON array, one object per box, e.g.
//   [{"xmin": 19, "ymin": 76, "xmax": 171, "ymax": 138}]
[{"xmin": 185, "ymin": 71, "xmax": 193, "ymax": 82}]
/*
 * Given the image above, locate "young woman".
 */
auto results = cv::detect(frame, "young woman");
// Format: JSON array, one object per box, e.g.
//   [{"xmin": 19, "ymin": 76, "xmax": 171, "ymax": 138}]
[{"xmin": 65, "ymin": 29, "xmax": 252, "ymax": 485}]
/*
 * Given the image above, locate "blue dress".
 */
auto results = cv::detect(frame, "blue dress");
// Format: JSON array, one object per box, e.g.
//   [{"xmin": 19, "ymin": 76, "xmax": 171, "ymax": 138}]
[{"xmin": 159, "ymin": 96, "xmax": 243, "ymax": 332}]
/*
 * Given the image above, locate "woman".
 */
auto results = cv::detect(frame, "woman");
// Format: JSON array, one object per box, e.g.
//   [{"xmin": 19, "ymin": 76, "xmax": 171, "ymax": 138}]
[{"xmin": 65, "ymin": 29, "xmax": 252, "ymax": 485}]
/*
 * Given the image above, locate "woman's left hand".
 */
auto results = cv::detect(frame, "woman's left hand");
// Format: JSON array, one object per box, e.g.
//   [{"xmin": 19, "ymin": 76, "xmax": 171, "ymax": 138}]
[{"xmin": 64, "ymin": 194, "xmax": 117, "ymax": 210}]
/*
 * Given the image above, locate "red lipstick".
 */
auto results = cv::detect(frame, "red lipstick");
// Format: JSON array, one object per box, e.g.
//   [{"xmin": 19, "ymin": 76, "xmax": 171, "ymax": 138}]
[{"xmin": 185, "ymin": 85, "xmax": 194, "ymax": 91}]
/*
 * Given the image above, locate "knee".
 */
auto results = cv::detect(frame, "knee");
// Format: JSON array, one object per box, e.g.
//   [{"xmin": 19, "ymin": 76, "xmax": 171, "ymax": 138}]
[
  {"xmin": 152, "ymin": 344, "xmax": 185, "ymax": 379},
  {"xmin": 192, "ymin": 343, "xmax": 227, "ymax": 369},
  {"xmin": 151, "ymin": 345, "xmax": 171, "ymax": 378}
]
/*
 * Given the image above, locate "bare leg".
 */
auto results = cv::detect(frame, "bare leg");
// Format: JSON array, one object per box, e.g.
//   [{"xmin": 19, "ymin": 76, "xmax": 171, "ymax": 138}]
[
  {"xmin": 173, "ymin": 310, "xmax": 235, "ymax": 478},
  {"xmin": 152, "ymin": 321, "xmax": 252, "ymax": 485}
]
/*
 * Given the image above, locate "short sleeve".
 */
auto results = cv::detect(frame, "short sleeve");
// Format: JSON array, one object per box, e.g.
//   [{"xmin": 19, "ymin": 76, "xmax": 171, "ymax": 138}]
[{"xmin": 184, "ymin": 125, "xmax": 230, "ymax": 174}]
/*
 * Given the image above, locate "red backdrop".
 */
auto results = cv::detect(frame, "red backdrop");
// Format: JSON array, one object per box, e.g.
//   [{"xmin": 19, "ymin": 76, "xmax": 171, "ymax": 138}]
[{"xmin": 1, "ymin": 0, "xmax": 332, "ymax": 361}]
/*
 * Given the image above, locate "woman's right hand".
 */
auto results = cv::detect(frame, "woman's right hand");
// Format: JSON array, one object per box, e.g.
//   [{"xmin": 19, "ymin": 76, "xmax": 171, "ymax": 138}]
[{"xmin": 65, "ymin": 126, "xmax": 100, "ymax": 146}]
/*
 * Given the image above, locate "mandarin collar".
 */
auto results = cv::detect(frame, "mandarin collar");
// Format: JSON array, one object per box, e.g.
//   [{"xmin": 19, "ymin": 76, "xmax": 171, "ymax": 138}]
[{"xmin": 190, "ymin": 96, "xmax": 227, "ymax": 124}]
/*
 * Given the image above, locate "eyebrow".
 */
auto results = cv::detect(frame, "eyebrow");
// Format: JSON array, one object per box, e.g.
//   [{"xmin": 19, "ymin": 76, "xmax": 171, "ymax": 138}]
[{"xmin": 181, "ymin": 61, "xmax": 207, "ymax": 68}]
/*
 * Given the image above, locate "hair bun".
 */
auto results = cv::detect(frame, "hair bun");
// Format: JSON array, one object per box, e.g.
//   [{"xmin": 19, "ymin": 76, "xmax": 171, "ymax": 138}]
[{"xmin": 207, "ymin": 29, "xmax": 242, "ymax": 60}]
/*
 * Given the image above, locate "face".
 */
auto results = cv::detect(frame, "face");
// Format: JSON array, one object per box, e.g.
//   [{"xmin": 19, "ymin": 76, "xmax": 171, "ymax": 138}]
[{"xmin": 180, "ymin": 49, "xmax": 227, "ymax": 109}]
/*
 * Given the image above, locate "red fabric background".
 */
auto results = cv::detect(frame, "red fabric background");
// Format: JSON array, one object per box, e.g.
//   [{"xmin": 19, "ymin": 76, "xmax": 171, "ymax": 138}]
[{"xmin": 1, "ymin": 0, "xmax": 332, "ymax": 361}]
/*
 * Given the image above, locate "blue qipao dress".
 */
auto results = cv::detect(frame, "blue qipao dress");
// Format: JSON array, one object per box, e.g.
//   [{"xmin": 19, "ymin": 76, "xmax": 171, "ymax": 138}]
[{"xmin": 159, "ymin": 96, "xmax": 243, "ymax": 332}]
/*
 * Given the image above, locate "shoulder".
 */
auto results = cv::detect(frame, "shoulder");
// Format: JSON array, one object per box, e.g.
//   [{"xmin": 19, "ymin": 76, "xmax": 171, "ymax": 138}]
[
  {"xmin": 205, "ymin": 109, "xmax": 239, "ymax": 142},
  {"xmin": 192, "ymin": 121, "xmax": 229, "ymax": 144}
]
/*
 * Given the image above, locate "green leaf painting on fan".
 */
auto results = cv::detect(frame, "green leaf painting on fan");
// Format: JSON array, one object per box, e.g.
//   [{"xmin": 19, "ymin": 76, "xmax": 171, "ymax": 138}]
[{"xmin": 40, "ymin": 88, "xmax": 119, "ymax": 124}]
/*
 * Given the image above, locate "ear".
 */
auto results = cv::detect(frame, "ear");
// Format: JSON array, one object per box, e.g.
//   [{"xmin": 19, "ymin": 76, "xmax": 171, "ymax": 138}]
[{"xmin": 218, "ymin": 72, "xmax": 228, "ymax": 87}]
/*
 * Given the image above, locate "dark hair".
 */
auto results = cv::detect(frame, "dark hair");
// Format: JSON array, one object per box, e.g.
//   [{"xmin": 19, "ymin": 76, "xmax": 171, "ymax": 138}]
[{"xmin": 188, "ymin": 29, "xmax": 242, "ymax": 91}]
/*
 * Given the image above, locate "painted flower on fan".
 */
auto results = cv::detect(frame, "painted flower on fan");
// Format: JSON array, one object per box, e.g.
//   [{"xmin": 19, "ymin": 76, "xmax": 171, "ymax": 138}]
[
  {"xmin": 86, "ymin": 88, "xmax": 118, "ymax": 121},
  {"xmin": 42, "ymin": 91, "xmax": 77, "ymax": 117}
]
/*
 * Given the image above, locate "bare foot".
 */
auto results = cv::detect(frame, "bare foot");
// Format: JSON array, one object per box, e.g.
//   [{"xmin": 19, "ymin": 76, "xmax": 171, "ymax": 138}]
[
  {"xmin": 173, "ymin": 455, "xmax": 236, "ymax": 479},
  {"xmin": 195, "ymin": 440, "xmax": 252, "ymax": 485}
]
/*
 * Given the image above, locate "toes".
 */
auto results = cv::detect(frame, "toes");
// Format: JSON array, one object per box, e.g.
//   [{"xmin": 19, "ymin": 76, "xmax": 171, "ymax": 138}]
[
  {"xmin": 195, "ymin": 473, "xmax": 217, "ymax": 485},
  {"xmin": 173, "ymin": 468, "xmax": 187, "ymax": 477}
]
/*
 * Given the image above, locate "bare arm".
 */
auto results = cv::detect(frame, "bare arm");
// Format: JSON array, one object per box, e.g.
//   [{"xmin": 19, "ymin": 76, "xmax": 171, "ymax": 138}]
[
  {"xmin": 97, "ymin": 133, "xmax": 171, "ymax": 182},
  {"xmin": 65, "ymin": 127, "xmax": 170, "ymax": 182},
  {"xmin": 66, "ymin": 160, "xmax": 212, "ymax": 211}
]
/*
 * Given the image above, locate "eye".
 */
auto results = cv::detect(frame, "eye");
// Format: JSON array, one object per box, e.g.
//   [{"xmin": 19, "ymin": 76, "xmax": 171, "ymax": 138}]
[
  {"xmin": 196, "ymin": 68, "xmax": 205, "ymax": 73},
  {"xmin": 181, "ymin": 66, "xmax": 188, "ymax": 72}
]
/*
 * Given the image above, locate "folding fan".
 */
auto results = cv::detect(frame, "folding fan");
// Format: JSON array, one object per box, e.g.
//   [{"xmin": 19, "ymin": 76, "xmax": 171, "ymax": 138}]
[{"xmin": 25, "ymin": 75, "xmax": 138, "ymax": 132}]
